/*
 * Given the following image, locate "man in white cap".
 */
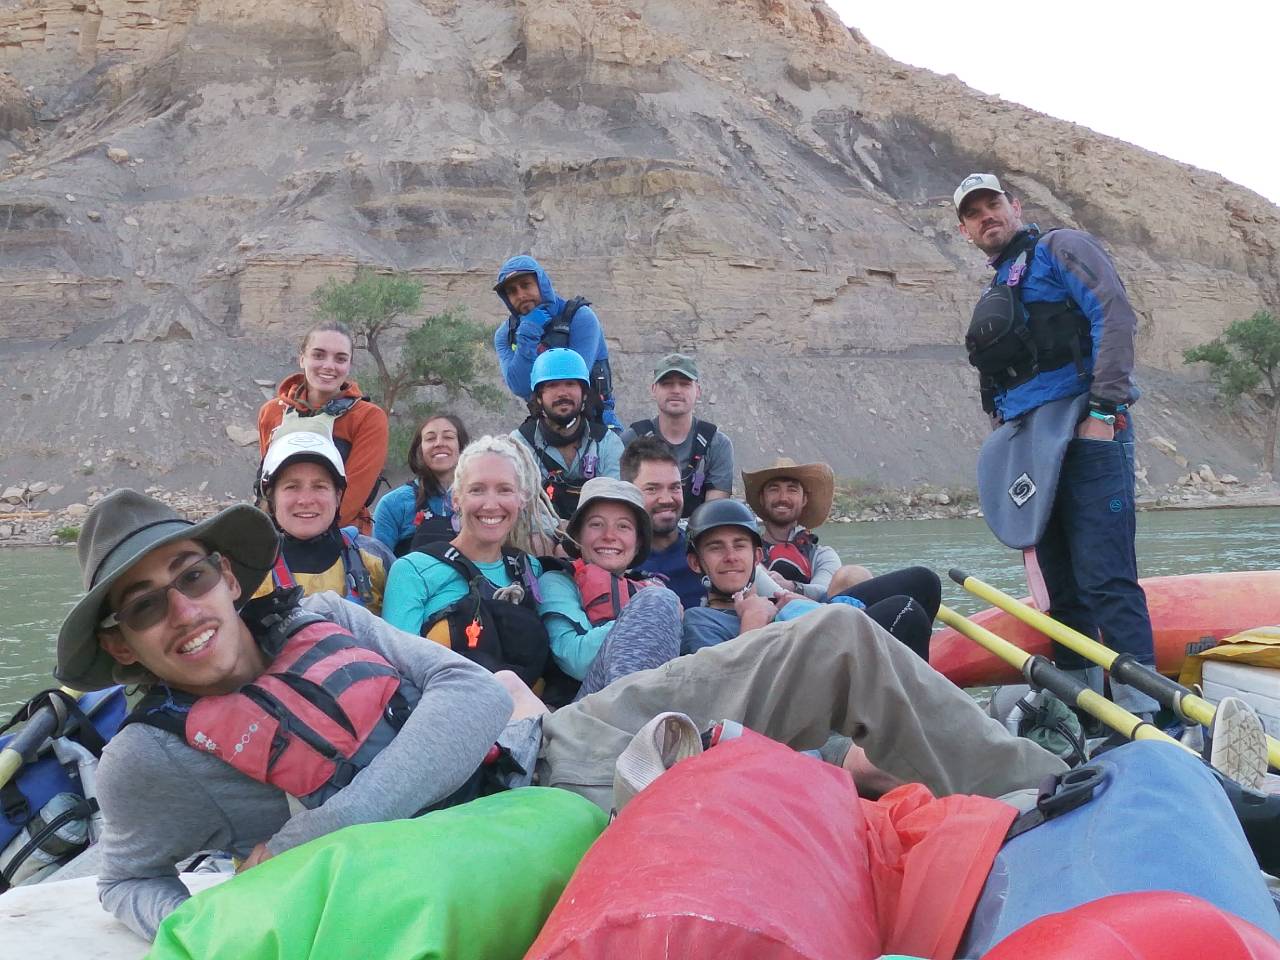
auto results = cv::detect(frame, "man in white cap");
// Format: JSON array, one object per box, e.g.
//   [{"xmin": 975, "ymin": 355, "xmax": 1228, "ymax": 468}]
[
  {"xmin": 954, "ymin": 173, "xmax": 1158, "ymax": 716},
  {"xmin": 621, "ymin": 353, "xmax": 734, "ymax": 517}
]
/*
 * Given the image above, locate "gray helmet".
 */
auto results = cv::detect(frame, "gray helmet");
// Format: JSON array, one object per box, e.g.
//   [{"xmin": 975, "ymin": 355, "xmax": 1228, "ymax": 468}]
[
  {"xmin": 565, "ymin": 477, "xmax": 652, "ymax": 564},
  {"xmin": 686, "ymin": 499, "xmax": 761, "ymax": 553}
]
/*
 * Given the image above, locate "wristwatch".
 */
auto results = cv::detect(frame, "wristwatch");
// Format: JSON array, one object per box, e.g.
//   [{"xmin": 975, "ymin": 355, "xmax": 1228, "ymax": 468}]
[{"xmin": 1088, "ymin": 410, "xmax": 1116, "ymax": 426}]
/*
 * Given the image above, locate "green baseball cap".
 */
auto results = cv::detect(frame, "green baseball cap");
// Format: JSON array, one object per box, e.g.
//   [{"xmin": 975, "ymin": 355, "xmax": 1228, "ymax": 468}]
[{"xmin": 653, "ymin": 353, "xmax": 699, "ymax": 384}]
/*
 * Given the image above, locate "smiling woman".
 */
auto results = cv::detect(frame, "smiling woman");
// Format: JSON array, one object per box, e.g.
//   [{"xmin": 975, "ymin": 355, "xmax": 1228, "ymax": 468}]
[
  {"xmin": 257, "ymin": 321, "xmax": 390, "ymax": 535},
  {"xmin": 372, "ymin": 413, "xmax": 470, "ymax": 557},
  {"xmin": 537, "ymin": 478, "xmax": 679, "ymax": 698},
  {"xmin": 380, "ymin": 436, "xmax": 559, "ymax": 692},
  {"xmin": 251, "ymin": 429, "xmax": 396, "ymax": 616},
  {"xmin": 381, "ymin": 439, "xmax": 680, "ymax": 704}
]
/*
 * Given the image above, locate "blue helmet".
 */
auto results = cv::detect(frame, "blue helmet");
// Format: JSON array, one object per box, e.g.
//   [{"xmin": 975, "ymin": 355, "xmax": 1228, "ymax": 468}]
[{"xmin": 530, "ymin": 348, "xmax": 590, "ymax": 392}]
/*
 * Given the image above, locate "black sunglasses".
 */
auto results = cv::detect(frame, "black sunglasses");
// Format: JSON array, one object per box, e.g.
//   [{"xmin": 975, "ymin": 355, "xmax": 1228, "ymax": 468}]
[{"xmin": 99, "ymin": 553, "xmax": 226, "ymax": 632}]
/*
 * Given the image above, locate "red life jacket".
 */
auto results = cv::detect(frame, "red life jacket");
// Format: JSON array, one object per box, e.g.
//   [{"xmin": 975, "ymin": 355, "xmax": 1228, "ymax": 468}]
[
  {"xmin": 126, "ymin": 610, "xmax": 418, "ymax": 809},
  {"xmin": 761, "ymin": 530, "xmax": 819, "ymax": 584},
  {"xmin": 570, "ymin": 559, "xmax": 663, "ymax": 626}
]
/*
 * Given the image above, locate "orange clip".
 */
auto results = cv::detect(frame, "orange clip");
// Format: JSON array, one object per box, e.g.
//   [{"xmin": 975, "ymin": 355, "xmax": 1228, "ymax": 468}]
[{"xmin": 465, "ymin": 619, "xmax": 482, "ymax": 648}]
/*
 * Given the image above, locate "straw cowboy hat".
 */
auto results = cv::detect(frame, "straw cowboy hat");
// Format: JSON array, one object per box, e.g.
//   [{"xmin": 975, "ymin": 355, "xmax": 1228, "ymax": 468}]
[
  {"xmin": 55, "ymin": 489, "xmax": 279, "ymax": 691},
  {"xmin": 742, "ymin": 458, "xmax": 835, "ymax": 531}
]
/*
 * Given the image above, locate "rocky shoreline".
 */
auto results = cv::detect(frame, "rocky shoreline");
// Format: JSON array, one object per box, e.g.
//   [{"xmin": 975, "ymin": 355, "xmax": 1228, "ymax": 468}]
[{"xmin": 3, "ymin": 470, "xmax": 1277, "ymax": 549}]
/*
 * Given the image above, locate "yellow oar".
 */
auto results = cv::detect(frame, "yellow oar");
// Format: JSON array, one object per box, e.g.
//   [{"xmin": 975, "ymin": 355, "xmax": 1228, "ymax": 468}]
[
  {"xmin": 937, "ymin": 604, "xmax": 1193, "ymax": 753},
  {"xmin": 0, "ymin": 687, "xmax": 84, "ymax": 790},
  {"xmin": 949, "ymin": 568, "xmax": 1280, "ymax": 770}
]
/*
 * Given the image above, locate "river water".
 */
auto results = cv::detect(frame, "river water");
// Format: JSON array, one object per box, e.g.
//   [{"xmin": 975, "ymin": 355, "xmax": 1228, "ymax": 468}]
[{"xmin": 3, "ymin": 507, "xmax": 1280, "ymax": 714}]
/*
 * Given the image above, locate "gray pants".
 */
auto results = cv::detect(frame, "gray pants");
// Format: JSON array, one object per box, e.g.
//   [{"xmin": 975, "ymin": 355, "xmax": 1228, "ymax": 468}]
[
  {"xmin": 539, "ymin": 604, "xmax": 1067, "ymax": 810},
  {"xmin": 576, "ymin": 587, "xmax": 683, "ymax": 700}
]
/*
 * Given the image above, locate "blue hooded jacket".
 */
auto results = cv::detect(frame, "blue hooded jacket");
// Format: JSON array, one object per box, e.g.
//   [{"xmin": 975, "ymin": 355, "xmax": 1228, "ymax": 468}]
[
  {"xmin": 988, "ymin": 228, "xmax": 1141, "ymax": 421},
  {"xmin": 492, "ymin": 255, "xmax": 619, "ymax": 427}
]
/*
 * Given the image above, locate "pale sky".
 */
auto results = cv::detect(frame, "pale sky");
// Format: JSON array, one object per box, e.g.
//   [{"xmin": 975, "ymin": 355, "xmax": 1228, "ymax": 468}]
[{"xmin": 826, "ymin": 2, "xmax": 1280, "ymax": 205}]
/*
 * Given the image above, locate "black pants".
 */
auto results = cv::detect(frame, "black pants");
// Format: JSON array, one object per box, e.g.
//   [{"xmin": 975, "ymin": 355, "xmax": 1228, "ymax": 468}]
[{"xmin": 835, "ymin": 566, "xmax": 941, "ymax": 661}]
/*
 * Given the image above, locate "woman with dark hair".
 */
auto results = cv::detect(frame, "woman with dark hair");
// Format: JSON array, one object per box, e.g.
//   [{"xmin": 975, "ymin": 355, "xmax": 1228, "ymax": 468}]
[
  {"xmin": 373, "ymin": 413, "xmax": 470, "ymax": 556},
  {"xmin": 257, "ymin": 320, "xmax": 389, "ymax": 535}
]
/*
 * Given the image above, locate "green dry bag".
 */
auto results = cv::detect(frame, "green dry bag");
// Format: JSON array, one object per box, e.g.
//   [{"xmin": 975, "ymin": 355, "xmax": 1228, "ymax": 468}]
[{"xmin": 147, "ymin": 787, "xmax": 606, "ymax": 960}]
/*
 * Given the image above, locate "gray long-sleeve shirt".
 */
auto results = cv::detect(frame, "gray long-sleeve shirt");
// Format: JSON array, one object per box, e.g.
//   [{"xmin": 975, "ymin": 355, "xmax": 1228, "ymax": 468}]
[{"xmin": 95, "ymin": 592, "xmax": 514, "ymax": 941}]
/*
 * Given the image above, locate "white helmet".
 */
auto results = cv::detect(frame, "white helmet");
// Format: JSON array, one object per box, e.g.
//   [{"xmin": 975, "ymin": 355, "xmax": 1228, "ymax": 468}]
[{"xmin": 259, "ymin": 427, "xmax": 346, "ymax": 492}]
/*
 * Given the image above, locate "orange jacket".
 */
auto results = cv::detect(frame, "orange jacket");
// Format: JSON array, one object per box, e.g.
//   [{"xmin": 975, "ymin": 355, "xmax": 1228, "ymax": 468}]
[{"xmin": 257, "ymin": 373, "xmax": 389, "ymax": 534}]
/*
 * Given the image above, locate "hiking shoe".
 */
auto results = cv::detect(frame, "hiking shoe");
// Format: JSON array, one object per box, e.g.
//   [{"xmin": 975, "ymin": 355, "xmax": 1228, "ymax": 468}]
[
  {"xmin": 613, "ymin": 712, "xmax": 703, "ymax": 814},
  {"xmin": 1208, "ymin": 696, "xmax": 1268, "ymax": 790}
]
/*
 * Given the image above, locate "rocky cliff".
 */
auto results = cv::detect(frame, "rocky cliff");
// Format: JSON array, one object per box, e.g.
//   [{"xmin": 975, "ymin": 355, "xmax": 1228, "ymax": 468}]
[{"xmin": 1, "ymin": 0, "xmax": 1277, "ymax": 507}]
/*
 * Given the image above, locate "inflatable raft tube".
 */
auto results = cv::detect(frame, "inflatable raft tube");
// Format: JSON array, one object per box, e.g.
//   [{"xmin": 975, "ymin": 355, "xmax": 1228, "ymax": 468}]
[
  {"xmin": 0, "ymin": 874, "xmax": 228, "ymax": 960},
  {"xmin": 930, "ymin": 570, "xmax": 1280, "ymax": 687}
]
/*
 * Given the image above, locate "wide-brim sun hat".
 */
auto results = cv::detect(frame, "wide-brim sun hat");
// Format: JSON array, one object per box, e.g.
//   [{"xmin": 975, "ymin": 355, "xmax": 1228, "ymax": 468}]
[
  {"xmin": 55, "ymin": 489, "xmax": 280, "ymax": 691},
  {"xmin": 564, "ymin": 477, "xmax": 653, "ymax": 565},
  {"xmin": 742, "ymin": 458, "xmax": 835, "ymax": 531}
]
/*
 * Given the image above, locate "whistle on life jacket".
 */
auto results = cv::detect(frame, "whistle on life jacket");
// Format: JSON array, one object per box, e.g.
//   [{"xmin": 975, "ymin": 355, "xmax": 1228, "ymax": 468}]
[{"xmin": 465, "ymin": 619, "xmax": 482, "ymax": 649}]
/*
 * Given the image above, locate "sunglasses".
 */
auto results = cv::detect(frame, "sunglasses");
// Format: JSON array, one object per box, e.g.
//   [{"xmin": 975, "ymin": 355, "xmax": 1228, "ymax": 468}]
[{"xmin": 99, "ymin": 553, "xmax": 226, "ymax": 632}]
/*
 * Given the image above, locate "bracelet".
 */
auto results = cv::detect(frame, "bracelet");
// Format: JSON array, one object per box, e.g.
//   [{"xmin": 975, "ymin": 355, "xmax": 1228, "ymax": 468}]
[{"xmin": 1088, "ymin": 398, "xmax": 1128, "ymax": 415}]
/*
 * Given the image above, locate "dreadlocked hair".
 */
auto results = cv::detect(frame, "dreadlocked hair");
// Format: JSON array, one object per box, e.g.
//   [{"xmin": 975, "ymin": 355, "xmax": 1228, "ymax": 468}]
[{"xmin": 453, "ymin": 434, "xmax": 560, "ymax": 555}]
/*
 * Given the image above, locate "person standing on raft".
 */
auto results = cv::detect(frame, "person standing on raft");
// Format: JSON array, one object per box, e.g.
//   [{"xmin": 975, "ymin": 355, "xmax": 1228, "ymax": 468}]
[
  {"xmin": 955, "ymin": 173, "xmax": 1158, "ymax": 715},
  {"xmin": 258, "ymin": 321, "xmax": 389, "ymax": 536}
]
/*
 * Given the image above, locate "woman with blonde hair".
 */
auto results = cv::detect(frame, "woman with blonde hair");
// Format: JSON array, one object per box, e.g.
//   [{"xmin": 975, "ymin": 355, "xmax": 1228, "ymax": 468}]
[
  {"xmin": 383, "ymin": 435, "xmax": 678, "ymax": 703},
  {"xmin": 382, "ymin": 435, "xmax": 561, "ymax": 696}
]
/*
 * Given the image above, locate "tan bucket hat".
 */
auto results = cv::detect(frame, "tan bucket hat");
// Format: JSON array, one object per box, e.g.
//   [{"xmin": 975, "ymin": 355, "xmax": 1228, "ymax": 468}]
[
  {"xmin": 564, "ymin": 477, "xmax": 652, "ymax": 564},
  {"xmin": 55, "ymin": 489, "xmax": 280, "ymax": 691},
  {"xmin": 742, "ymin": 458, "xmax": 835, "ymax": 531}
]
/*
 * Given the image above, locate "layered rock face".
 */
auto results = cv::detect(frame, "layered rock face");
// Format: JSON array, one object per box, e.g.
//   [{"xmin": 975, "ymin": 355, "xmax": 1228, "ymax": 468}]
[{"xmin": 1, "ymin": 0, "xmax": 1277, "ymax": 497}]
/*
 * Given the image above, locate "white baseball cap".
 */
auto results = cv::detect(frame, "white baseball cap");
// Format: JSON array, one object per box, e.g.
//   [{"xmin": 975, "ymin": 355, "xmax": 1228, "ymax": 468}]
[
  {"xmin": 260, "ymin": 427, "xmax": 346, "ymax": 489},
  {"xmin": 954, "ymin": 173, "xmax": 1006, "ymax": 212}
]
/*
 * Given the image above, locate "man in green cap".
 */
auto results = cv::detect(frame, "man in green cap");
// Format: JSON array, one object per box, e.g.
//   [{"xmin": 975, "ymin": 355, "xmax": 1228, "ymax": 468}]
[{"xmin": 621, "ymin": 353, "xmax": 735, "ymax": 517}]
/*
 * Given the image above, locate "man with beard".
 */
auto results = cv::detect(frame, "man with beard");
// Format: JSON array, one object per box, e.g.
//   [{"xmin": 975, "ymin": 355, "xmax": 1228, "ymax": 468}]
[
  {"xmin": 492, "ymin": 255, "xmax": 620, "ymax": 430},
  {"xmin": 954, "ymin": 173, "xmax": 1158, "ymax": 716},
  {"xmin": 742, "ymin": 457, "xmax": 870, "ymax": 601},
  {"xmin": 620, "ymin": 436, "xmax": 706, "ymax": 609},
  {"xmin": 620, "ymin": 354, "xmax": 734, "ymax": 517},
  {"xmin": 512, "ymin": 348, "xmax": 624, "ymax": 521}
]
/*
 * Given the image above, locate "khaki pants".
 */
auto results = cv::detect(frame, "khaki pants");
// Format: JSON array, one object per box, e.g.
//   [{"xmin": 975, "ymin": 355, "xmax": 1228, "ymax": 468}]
[{"xmin": 539, "ymin": 604, "xmax": 1067, "ymax": 809}]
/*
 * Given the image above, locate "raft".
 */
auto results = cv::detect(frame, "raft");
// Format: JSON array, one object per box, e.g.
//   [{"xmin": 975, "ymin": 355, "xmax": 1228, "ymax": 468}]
[{"xmin": 930, "ymin": 570, "xmax": 1280, "ymax": 687}]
